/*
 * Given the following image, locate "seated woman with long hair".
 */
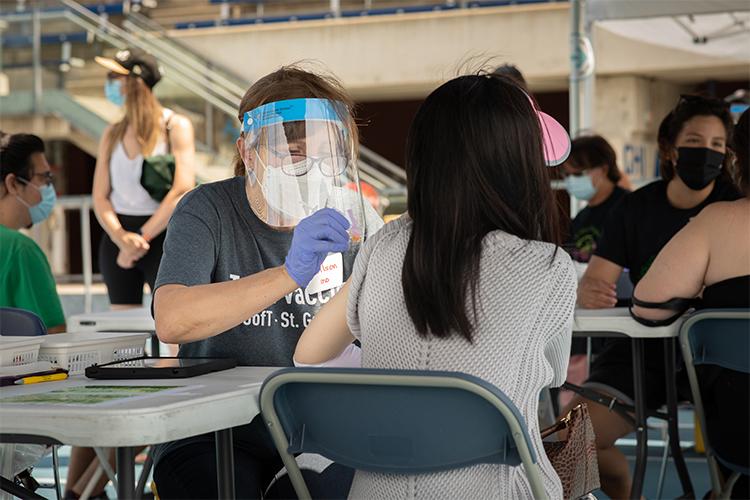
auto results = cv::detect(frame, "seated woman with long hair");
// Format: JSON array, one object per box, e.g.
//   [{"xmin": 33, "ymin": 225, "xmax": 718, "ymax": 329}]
[{"xmin": 295, "ymin": 73, "xmax": 577, "ymax": 499}]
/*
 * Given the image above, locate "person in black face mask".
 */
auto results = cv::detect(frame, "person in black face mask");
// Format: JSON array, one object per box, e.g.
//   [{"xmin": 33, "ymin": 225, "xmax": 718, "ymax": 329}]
[
  {"xmin": 631, "ymin": 108, "xmax": 750, "ymax": 499},
  {"xmin": 564, "ymin": 95, "xmax": 741, "ymax": 499}
]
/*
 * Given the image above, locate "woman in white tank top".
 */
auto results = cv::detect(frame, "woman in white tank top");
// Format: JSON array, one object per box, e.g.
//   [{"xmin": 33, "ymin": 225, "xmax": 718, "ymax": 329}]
[
  {"xmin": 70, "ymin": 46, "xmax": 195, "ymax": 500},
  {"xmin": 91, "ymin": 47, "xmax": 195, "ymax": 310}
]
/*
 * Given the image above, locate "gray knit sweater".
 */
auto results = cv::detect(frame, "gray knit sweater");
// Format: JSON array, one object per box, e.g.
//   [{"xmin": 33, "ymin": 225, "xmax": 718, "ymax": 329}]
[{"xmin": 346, "ymin": 216, "xmax": 577, "ymax": 499}]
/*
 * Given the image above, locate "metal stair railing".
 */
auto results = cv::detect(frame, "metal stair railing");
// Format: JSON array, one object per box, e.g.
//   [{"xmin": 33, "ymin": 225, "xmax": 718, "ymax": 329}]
[
  {"xmin": 121, "ymin": 7, "xmax": 406, "ymax": 190},
  {"xmin": 6, "ymin": 0, "xmax": 406, "ymax": 190},
  {"xmin": 122, "ymin": 10, "xmax": 247, "ymax": 100},
  {"xmin": 59, "ymin": 0, "xmax": 239, "ymax": 118},
  {"xmin": 360, "ymin": 146, "xmax": 407, "ymax": 181}
]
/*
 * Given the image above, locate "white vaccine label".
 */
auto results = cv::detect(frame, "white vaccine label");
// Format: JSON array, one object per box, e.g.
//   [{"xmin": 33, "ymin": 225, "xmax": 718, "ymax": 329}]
[{"xmin": 305, "ymin": 253, "xmax": 344, "ymax": 295}]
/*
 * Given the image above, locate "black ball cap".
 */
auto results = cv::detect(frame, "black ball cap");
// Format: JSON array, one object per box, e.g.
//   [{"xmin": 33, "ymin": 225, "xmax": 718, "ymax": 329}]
[{"xmin": 95, "ymin": 47, "xmax": 162, "ymax": 89}]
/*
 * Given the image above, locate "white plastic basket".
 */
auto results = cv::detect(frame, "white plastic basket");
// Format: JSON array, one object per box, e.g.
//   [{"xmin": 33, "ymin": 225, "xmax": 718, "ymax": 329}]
[
  {"xmin": 0, "ymin": 337, "xmax": 45, "ymax": 367},
  {"xmin": 38, "ymin": 332, "xmax": 150, "ymax": 375}
]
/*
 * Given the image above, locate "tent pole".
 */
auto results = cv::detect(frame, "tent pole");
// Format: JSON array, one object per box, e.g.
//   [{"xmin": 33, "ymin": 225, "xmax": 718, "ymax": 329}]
[
  {"xmin": 569, "ymin": 0, "xmax": 595, "ymax": 217},
  {"xmin": 569, "ymin": 0, "xmax": 583, "ymax": 138},
  {"xmin": 569, "ymin": 0, "xmax": 584, "ymax": 217}
]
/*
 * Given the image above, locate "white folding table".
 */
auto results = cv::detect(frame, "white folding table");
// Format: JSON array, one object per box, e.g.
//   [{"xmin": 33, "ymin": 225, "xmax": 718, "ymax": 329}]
[
  {"xmin": 572, "ymin": 308, "xmax": 692, "ymax": 499},
  {"xmin": 0, "ymin": 366, "xmax": 279, "ymax": 499},
  {"xmin": 67, "ymin": 308, "xmax": 161, "ymax": 356}
]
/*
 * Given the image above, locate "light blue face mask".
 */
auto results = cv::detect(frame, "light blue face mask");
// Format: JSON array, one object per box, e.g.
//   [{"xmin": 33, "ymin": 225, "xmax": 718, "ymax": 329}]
[
  {"xmin": 565, "ymin": 174, "xmax": 597, "ymax": 201},
  {"xmin": 105, "ymin": 79, "xmax": 125, "ymax": 107},
  {"xmin": 16, "ymin": 179, "xmax": 57, "ymax": 224}
]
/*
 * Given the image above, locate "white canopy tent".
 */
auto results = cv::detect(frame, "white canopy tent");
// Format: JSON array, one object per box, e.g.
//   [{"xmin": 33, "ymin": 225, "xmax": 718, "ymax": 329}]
[
  {"xmin": 586, "ymin": 0, "xmax": 750, "ymax": 22},
  {"xmin": 569, "ymin": 0, "xmax": 750, "ymax": 136}
]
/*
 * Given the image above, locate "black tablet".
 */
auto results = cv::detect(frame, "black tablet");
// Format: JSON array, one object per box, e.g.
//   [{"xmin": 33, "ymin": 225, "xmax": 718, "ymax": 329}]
[{"xmin": 85, "ymin": 357, "xmax": 238, "ymax": 379}]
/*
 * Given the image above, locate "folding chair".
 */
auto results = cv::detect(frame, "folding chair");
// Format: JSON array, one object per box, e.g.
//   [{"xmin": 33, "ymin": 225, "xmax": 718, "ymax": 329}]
[
  {"xmin": 259, "ymin": 367, "xmax": 547, "ymax": 500},
  {"xmin": 680, "ymin": 309, "xmax": 750, "ymax": 500},
  {"xmin": 0, "ymin": 307, "xmax": 47, "ymax": 336}
]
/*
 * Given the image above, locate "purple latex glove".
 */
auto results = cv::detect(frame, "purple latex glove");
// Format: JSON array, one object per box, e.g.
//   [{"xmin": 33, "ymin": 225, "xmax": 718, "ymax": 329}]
[{"xmin": 284, "ymin": 208, "xmax": 351, "ymax": 287}]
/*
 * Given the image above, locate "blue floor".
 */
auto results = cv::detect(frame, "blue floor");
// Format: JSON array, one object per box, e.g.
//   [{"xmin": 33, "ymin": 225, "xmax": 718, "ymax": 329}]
[{"xmin": 594, "ymin": 410, "xmax": 712, "ymax": 499}]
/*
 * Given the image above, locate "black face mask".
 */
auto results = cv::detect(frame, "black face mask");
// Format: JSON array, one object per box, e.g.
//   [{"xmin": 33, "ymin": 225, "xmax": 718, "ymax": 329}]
[{"xmin": 675, "ymin": 147, "xmax": 724, "ymax": 190}]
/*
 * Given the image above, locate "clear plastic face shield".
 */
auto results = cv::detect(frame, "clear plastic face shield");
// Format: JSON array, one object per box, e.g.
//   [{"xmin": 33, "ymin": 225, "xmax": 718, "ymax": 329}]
[{"xmin": 240, "ymin": 98, "xmax": 366, "ymax": 240}]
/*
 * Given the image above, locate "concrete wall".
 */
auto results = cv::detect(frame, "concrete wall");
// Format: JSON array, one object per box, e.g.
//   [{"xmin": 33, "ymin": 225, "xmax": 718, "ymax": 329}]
[
  {"xmin": 594, "ymin": 76, "xmax": 689, "ymax": 182},
  {"xmin": 170, "ymin": 2, "xmax": 749, "ymax": 101},
  {"xmin": 170, "ymin": 3, "xmax": 572, "ymax": 99}
]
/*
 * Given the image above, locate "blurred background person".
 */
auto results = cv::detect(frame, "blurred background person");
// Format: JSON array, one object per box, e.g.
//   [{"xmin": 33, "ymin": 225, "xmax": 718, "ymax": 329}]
[
  {"xmin": 492, "ymin": 63, "xmax": 529, "ymax": 91},
  {"xmin": 563, "ymin": 135, "xmax": 629, "ymax": 264},
  {"xmin": 92, "ymin": 48, "xmax": 195, "ymax": 311},
  {"xmin": 0, "ymin": 132, "xmax": 105, "ymax": 499},
  {"xmin": 560, "ymin": 135, "xmax": 630, "ymax": 407},
  {"xmin": 568, "ymin": 95, "xmax": 742, "ymax": 498},
  {"xmin": 0, "ymin": 132, "xmax": 65, "ymax": 333},
  {"xmin": 631, "ymin": 108, "xmax": 749, "ymax": 499}
]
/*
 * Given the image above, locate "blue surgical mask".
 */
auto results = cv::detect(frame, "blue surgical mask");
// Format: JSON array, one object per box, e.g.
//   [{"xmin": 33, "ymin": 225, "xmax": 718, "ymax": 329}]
[
  {"xmin": 16, "ymin": 179, "xmax": 57, "ymax": 224},
  {"xmin": 105, "ymin": 79, "xmax": 124, "ymax": 107},
  {"xmin": 565, "ymin": 174, "xmax": 596, "ymax": 201}
]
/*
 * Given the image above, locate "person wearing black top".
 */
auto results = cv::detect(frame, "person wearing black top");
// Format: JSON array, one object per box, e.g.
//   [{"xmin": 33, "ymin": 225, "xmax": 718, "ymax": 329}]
[
  {"xmin": 561, "ymin": 136, "xmax": 629, "ymax": 404},
  {"xmin": 632, "ymin": 108, "xmax": 750, "ymax": 499},
  {"xmin": 563, "ymin": 135, "xmax": 629, "ymax": 263},
  {"xmin": 564, "ymin": 96, "xmax": 742, "ymax": 499}
]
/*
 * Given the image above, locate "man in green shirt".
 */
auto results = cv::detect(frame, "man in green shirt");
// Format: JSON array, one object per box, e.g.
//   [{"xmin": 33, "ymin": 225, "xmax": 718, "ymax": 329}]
[{"xmin": 0, "ymin": 132, "xmax": 65, "ymax": 332}]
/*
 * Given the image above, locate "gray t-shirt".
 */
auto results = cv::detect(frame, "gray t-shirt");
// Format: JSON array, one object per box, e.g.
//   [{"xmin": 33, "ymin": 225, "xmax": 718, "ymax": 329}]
[{"xmin": 155, "ymin": 175, "xmax": 383, "ymax": 366}]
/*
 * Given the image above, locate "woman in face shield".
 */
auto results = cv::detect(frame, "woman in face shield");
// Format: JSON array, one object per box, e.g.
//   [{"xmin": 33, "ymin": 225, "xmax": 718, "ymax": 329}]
[{"xmin": 151, "ymin": 66, "xmax": 382, "ymax": 499}]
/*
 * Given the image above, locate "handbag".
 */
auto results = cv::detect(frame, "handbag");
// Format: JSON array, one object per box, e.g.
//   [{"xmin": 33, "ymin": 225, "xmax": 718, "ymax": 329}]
[
  {"xmin": 540, "ymin": 403, "xmax": 600, "ymax": 499},
  {"xmin": 140, "ymin": 114, "xmax": 176, "ymax": 202}
]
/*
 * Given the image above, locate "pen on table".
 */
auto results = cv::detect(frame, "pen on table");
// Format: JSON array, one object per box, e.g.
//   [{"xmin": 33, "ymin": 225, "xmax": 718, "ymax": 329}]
[{"xmin": 14, "ymin": 373, "xmax": 69, "ymax": 385}]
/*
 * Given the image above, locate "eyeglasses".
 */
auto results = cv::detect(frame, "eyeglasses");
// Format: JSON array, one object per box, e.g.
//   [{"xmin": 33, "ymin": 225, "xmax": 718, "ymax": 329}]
[
  {"xmin": 284, "ymin": 155, "xmax": 350, "ymax": 177},
  {"xmin": 30, "ymin": 171, "xmax": 55, "ymax": 185},
  {"xmin": 258, "ymin": 148, "xmax": 351, "ymax": 177}
]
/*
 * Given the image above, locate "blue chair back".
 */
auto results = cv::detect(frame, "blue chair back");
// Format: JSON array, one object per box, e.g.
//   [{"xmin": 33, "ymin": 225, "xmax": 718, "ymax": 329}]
[
  {"xmin": 680, "ymin": 309, "xmax": 750, "ymax": 495},
  {"xmin": 684, "ymin": 311, "xmax": 749, "ymax": 374},
  {"xmin": 0, "ymin": 307, "xmax": 46, "ymax": 336},
  {"xmin": 259, "ymin": 368, "xmax": 546, "ymax": 500}
]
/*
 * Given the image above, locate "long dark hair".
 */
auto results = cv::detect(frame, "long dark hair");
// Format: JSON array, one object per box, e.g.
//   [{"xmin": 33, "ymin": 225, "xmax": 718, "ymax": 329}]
[
  {"xmin": 661, "ymin": 95, "xmax": 734, "ymax": 183},
  {"xmin": 402, "ymin": 74, "xmax": 561, "ymax": 343}
]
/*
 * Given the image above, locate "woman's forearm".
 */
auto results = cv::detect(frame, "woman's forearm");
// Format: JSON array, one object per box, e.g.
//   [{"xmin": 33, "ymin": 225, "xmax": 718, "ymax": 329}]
[
  {"xmin": 155, "ymin": 266, "xmax": 299, "ymax": 344},
  {"xmin": 93, "ymin": 197, "xmax": 125, "ymax": 243},
  {"xmin": 294, "ymin": 280, "xmax": 354, "ymax": 364}
]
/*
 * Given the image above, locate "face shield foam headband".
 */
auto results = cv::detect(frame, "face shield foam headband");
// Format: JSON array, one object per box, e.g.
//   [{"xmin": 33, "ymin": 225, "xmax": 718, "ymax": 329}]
[{"xmin": 240, "ymin": 98, "xmax": 366, "ymax": 234}]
